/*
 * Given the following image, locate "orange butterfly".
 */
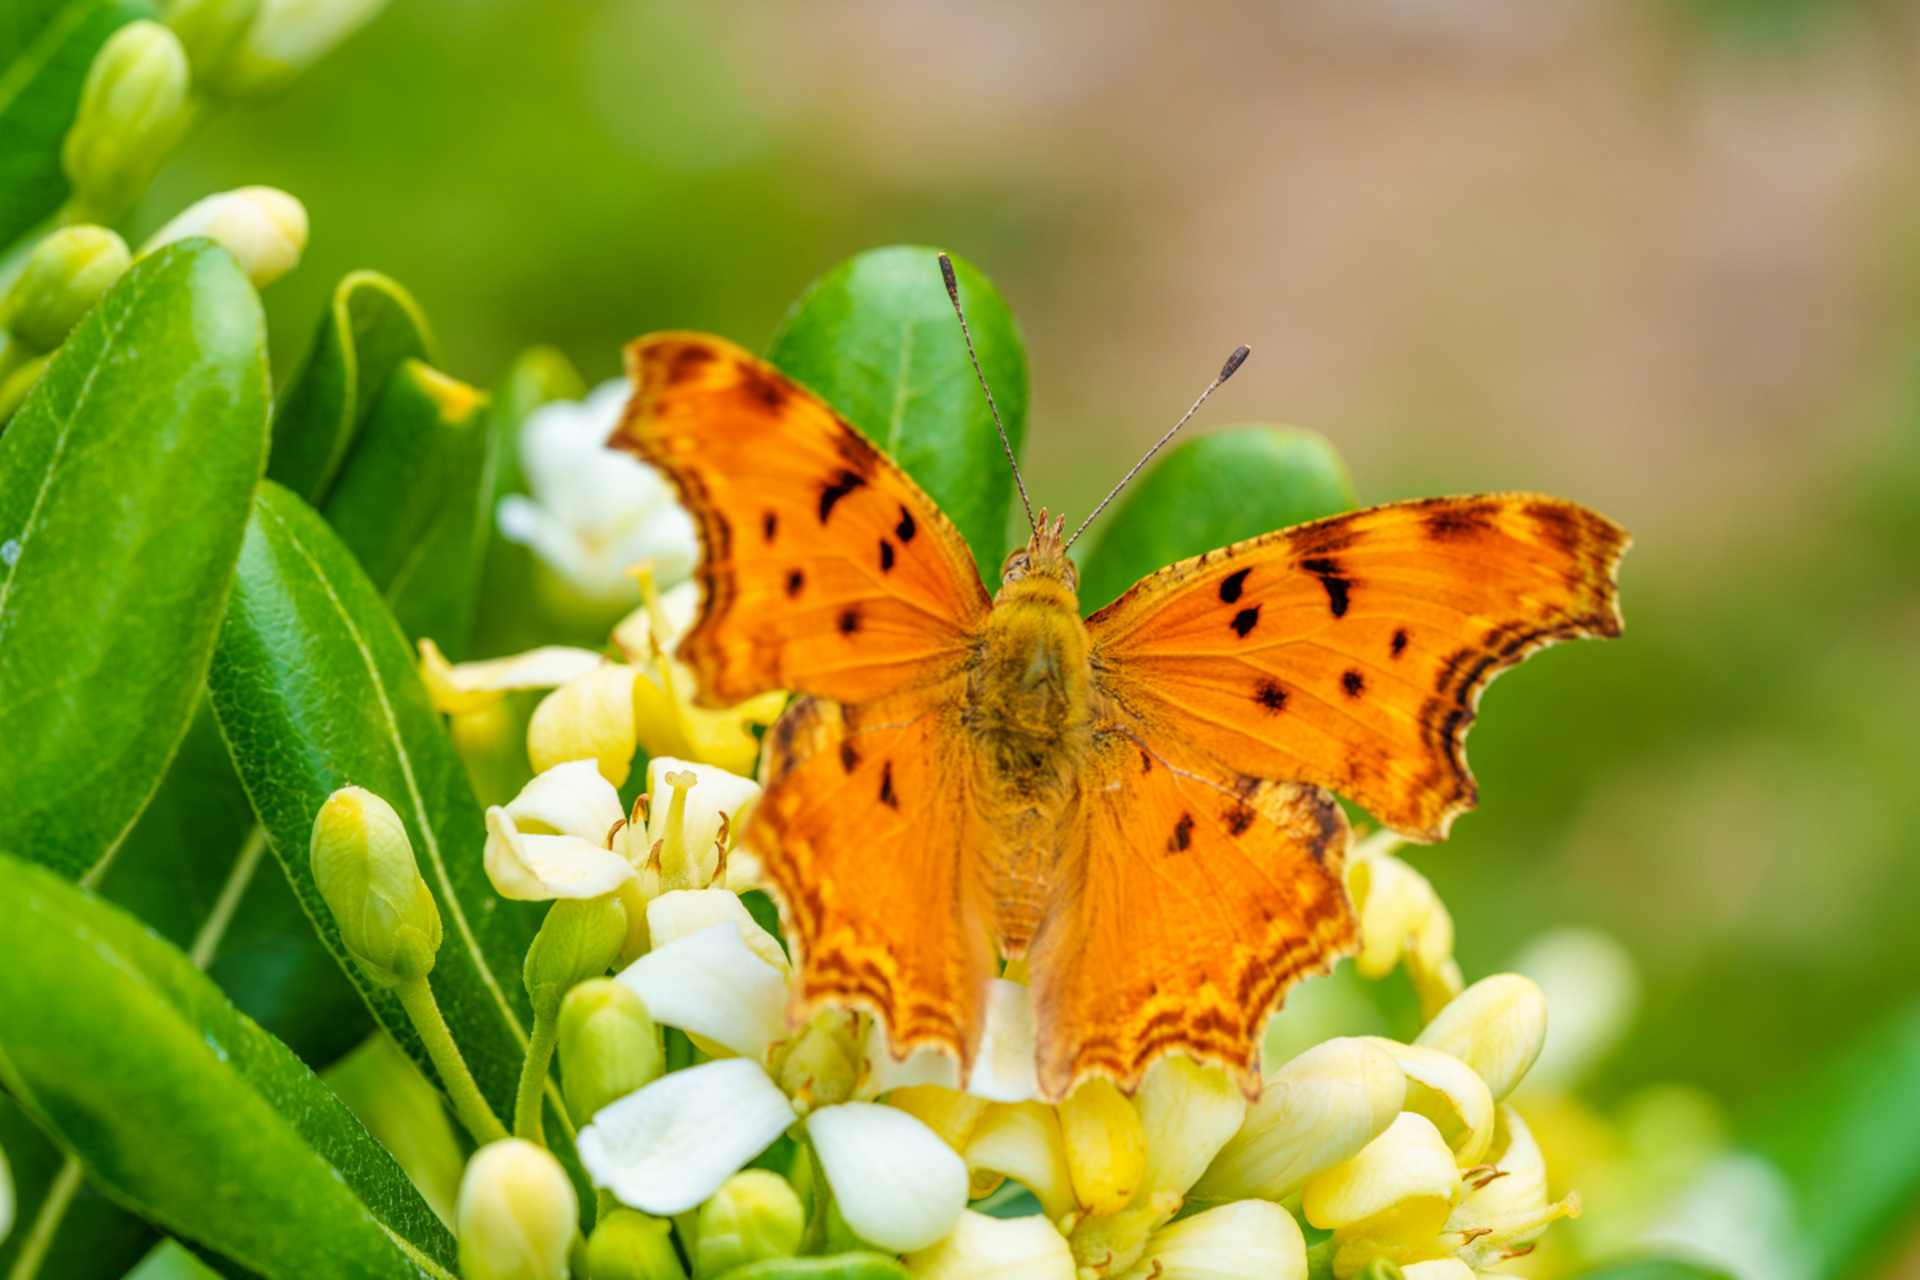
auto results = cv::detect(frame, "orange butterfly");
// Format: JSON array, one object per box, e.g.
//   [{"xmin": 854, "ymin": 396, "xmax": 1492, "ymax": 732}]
[{"xmin": 610, "ymin": 290, "xmax": 1627, "ymax": 1103}]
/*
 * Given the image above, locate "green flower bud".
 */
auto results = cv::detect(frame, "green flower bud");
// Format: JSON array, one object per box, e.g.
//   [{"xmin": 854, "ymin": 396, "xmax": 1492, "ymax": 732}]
[
  {"xmin": 60, "ymin": 21, "xmax": 191, "ymax": 222},
  {"xmin": 693, "ymin": 1170, "xmax": 803, "ymax": 1279},
  {"xmin": 525, "ymin": 895, "xmax": 628, "ymax": 1020},
  {"xmin": 207, "ymin": 0, "xmax": 388, "ymax": 101},
  {"xmin": 557, "ymin": 978, "xmax": 661, "ymax": 1126},
  {"xmin": 586, "ymin": 1209, "xmax": 688, "ymax": 1280},
  {"xmin": 0, "ymin": 226, "xmax": 131, "ymax": 354},
  {"xmin": 0, "ymin": 353, "xmax": 51, "ymax": 423},
  {"xmin": 311, "ymin": 786, "xmax": 442, "ymax": 988},
  {"xmin": 164, "ymin": 0, "xmax": 262, "ymax": 79},
  {"xmin": 456, "ymin": 1138, "xmax": 578, "ymax": 1280}
]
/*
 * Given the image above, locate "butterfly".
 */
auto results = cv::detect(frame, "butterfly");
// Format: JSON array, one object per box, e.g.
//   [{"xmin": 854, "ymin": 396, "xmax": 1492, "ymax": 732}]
[{"xmin": 609, "ymin": 298, "xmax": 1628, "ymax": 1103}]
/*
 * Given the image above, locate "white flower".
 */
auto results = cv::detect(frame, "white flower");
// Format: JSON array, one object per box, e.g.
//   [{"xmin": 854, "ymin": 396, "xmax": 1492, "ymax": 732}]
[
  {"xmin": 1413, "ymin": 975, "xmax": 1549, "ymax": 1105},
  {"xmin": 579, "ymin": 920, "xmax": 976, "ymax": 1253},
  {"xmin": 418, "ymin": 639, "xmax": 605, "ymax": 717},
  {"xmin": 140, "ymin": 186, "xmax": 307, "ymax": 287},
  {"xmin": 214, "ymin": 0, "xmax": 390, "ymax": 99},
  {"xmin": 455, "ymin": 1138, "xmax": 577, "ymax": 1280},
  {"xmin": 1121, "ymin": 1199, "xmax": 1307, "ymax": 1280},
  {"xmin": 483, "ymin": 759, "xmax": 636, "ymax": 901},
  {"xmin": 906, "ymin": 1210, "xmax": 1077, "ymax": 1280},
  {"xmin": 638, "ymin": 756, "xmax": 763, "ymax": 896},
  {"xmin": 497, "ymin": 379, "xmax": 697, "ymax": 605}
]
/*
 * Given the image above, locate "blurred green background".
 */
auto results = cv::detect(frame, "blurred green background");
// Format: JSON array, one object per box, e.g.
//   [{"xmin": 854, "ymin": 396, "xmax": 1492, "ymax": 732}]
[{"xmin": 134, "ymin": 0, "xmax": 1919, "ymax": 1274}]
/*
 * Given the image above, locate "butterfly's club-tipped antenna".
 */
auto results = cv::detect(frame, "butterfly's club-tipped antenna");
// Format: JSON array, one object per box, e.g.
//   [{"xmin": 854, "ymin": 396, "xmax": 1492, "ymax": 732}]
[
  {"xmin": 1062, "ymin": 344, "xmax": 1250, "ymax": 553},
  {"xmin": 939, "ymin": 251, "xmax": 1037, "ymax": 536}
]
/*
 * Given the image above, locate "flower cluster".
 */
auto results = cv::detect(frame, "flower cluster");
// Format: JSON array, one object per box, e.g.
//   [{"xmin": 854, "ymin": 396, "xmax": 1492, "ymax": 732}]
[{"xmin": 312, "ymin": 548, "xmax": 1593, "ymax": 1280}]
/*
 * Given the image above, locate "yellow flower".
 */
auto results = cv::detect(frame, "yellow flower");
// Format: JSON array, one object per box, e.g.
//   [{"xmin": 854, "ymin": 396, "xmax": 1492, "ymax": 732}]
[{"xmin": 1347, "ymin": 832, "xmax": 1463, "ymax": 1020}]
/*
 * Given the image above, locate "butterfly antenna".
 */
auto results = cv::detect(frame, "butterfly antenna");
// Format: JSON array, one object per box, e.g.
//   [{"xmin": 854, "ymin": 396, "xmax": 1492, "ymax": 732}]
[
  {"xmin": 939, "ymin": 251, "xmax": 1037, "ymax": 536},
  {"xmin": 1062, "ymin": 344, "xmax": 1250, "ymax": 553}
]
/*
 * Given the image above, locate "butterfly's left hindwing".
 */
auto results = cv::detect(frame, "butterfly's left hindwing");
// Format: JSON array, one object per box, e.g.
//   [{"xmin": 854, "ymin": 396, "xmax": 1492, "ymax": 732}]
[{"xmin": 613, "ymin": 333, "xmax": 991, "ymax": 708}]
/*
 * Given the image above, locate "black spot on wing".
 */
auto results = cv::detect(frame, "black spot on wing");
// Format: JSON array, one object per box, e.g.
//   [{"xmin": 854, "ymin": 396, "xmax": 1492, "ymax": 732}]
[
  {"xmin": 1391, "ymin": 628, "xmax": 1409, "ymax": 658},
  {"xmin": 840, "ymin": 741, "xmax": 860, "ymax": 773},
  {"xmin": 879, "ymin": 539, "xmax": 895, "ymax": 571},
  {"xmin": 1300, "ymin": 558, "xmax": 1351, "ymax": 618},
  {"xmin": 1219, "ymin": 568, "xmax": 1251, "ymax": 604},
  {"xmin": 762, "ymin": 511, "xmax": 778, "ymax": 542},
  {"xmin": 1231, "ymin": 606, "xmax": 1261, "ymax": 638},
  {"xmin": 1342, "ymin": 669, "xmax": 1366, "ymax": 698},
  {"xmin": 1422, "ymin": 498, "xmax": 1500, "ymax": 541},
  {"xmin": 819, "ymin": 469, "xmax": 866, "ymax": 523},
  {"xmin": 1255, "ymin": 680, "xmax": 1288, "ymax": 712},
  {"xmin": 837, "ymin": 607, "xmax": 862, "ymax": 635},
  {"xmin": 786, "ymin": 570, "xmax": 804, "ymax": 598},
  {"xmin": 879, "ymin": 761, "xmax": 898, "ymax": 810},
  {"xmin": 667, "ymin": 344, "xmax": 715, "ymax": 384},
  {"xmin": 1225, "ymin": 804, "xmax": 1255, "ymax": 837},
  {"xmin": 896, "ymin": 507, "xmax": 917, "ymax": 542},
  {"xmin": 1139, "ymin": 748, "xmax": 1153, "ymax": 774},
  {"xmin": 1168, "ymin": 813, "xmax": 1194, "ymax": 852}
]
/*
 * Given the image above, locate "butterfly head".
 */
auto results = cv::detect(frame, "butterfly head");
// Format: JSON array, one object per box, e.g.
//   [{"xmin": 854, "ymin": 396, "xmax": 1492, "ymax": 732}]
[{"xmin": 999, "ymin": 509, "xmax": 1078, "ymax": 597}]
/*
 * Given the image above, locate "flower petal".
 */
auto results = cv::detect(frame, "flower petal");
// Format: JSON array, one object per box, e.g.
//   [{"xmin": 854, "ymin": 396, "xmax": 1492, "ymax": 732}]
[
  {"xmin": 484, "ymin": 807, "xmax": 636, "ymax": 901},
  {"xmin": 863, "ymin": 1025, "xmax": 962, "ymax": 1098},
  {"xmin": 1414, "ymin": 974, "xmax": 1548, "ymax": 1103},
  {"xmin": 646, "ymin": 888, "xmax": 789, "ymax": 976},
  {"xmin": 1301, "ymin": 1111, "xmax": 1459, "ymax": 1240},
  {"xmin": 810, "ymin": 1101, "xmax": 969, "ymax": 1253},
  {"xmin": 419, "ymin": 637, "xmax": 605, "ymax": 714},
  {"xmin": 1132, "ymin": 1057, "xmax": 1248, "ymax": 1209},
  {"xmin": 1191, "ymin": 1037, "xmax": 1405, "ymax": 1204},
  {"xmin": 617, "ymin": 921, "xmax": 786, "ymax": 1060},
  {"xmin": 1361, "ymin": 1038, "xmax": 1495, "ymax": 1166},
  {"xmin": 506, "ymin": 758, "xmax": 628, "ymax": 843},
  {"xmin": 644, "ymin": 756, "xmax": 763, "ymax": 886},
  {"xmin": 969, "ymin": 979, "xmax": 1038, "ymax": 1103},
  {"xmin": 963, "ymin": 1102, "xmax": 1076, "ymax": 1223},
  {"xmin": 577, "ymin": 1059, "xmax": 793, "ymax": 1215},
  {"xmin": 1124, "ymin": 1200, "xmax": 1307, "ymax": 1280},
  {"xmin": 905, "ymin": 1209, "xmax": 1076, "ymax": 1280},
  {"xmin": 528, "ymin": 665, "xmax": 641, "ymax": 787}
]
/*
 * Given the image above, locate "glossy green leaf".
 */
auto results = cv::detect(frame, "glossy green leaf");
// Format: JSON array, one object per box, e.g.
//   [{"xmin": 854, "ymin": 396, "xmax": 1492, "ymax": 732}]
[
  {"xmin": 767, "ymin": 245, "xmax": 1028, "ymax": 578},
  {"xmin": 205, "ymin": 483, "xmax": 573, "ymax": 1169},
  {"xmin": 99, "ymin": 702, "xmax": 371, "ymax": 1068},
  {"xmin": 266, "ymin": 270, "xmax": 434, "ymax": 505},
  {"xmin": 125, "ymin": 1241, "xmax": 226, "ymax": 1280},
  {"xmin": 0, "ymin": 1094, "xmax": 155, "ymax": 1279},
  {"xmin": 0, "ymin": 0, "xmax": 150, "ymax": 251},
  {"xmin": 1075, "ymin": 425, "xmax": 1356, "ymax": 613},
  {"xmin": 322, "ymin": 358, "xmax": 494, "ymax": 655},
  {"xmin": 1753, "ymin": 998, "xmax": 1920, "ymax": 1280},
  {"xmin": 715, "ymin": 1254, "xmax": 911, "ymax": 1280},
  {"xmin": 0, "ymin": 241, "xmax": 269, "ymax": 881},
  {"xmin": 0, "ymin": 853, "xmax": 457, "ymax": 1278}
]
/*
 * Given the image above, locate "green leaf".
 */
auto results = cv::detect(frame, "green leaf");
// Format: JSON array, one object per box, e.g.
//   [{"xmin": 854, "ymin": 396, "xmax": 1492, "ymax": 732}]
[
  {"xmin": 0, "ymin": 1094, "xmax": 156, "ymax": 1279},
  {"xmin": 1753, "ymin": 998, "xmax": 1920, "ymax": 1280},
  {"xmin": 99, "ymin": 702, "xmax": 371, "ymax": 1068},
  {"xmin": 767, "ymin": 245, "xmax": 1028, "ymax": 579},
  {"xmin": 0, "ymin": 853, "xmax": 457, "ymax": 1278},
  {"xmin": 1075, "ymin": 425, "xmax": 1356, "ymax": 613},
  {"xmin": 715, "ymin": 1254, "xmax": 911, "ymax": 1280},
  {"xmin": 266, "ymin": 271, "xmax": 434, "ymax": 506},
  {"xmin": 125, "ymin": 1241, "xmax": 226, "ymax": 1280},
  {"xmin": 0, "ymin": 0, "xmax": 151, "ymax": 252},
  {"xmin": 205, "ymin": 483, "xmax": 569, "ymax": 1167},
  {"xmin": 0, "ymin": 241, "xmax": 269, "ymax": 881},
  {"xmin": 321, "ymin": 358, "xmax": 494, "ymax": 655}
]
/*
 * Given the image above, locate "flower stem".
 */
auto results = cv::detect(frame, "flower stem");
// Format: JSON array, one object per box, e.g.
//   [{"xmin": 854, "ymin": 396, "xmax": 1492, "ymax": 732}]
[
  {"xmin": 396, "ymin": 975, "xmax": 508, "ymax": 1145},
  {"xmin": 514, "ymin": 1007, "xmax": 560, "ymax": 1145},
  {"xmin": 800, "ymin": 1138, "xmax": 830, "ymax": 1256},
  {"xmin": 5, "ymin": 1155, "xmax": 81, "ymax": 1280}
]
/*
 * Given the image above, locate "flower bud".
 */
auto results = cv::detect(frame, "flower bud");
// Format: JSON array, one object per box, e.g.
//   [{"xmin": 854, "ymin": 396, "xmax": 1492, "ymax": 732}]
[
  {"xmin": 586, "ymin": 1208, "xmax": 687, "ymax": 1280},
  {"xmin": 164, "ymin": 0, "xmax": 262, "ymax": 79},
  {"xmin": 61, "ymin": 21, "xmax": 190, "ymax": 221},
  {"xmin": 528, "ymin": 664, "xmax": 639, "ymax": 786},
  {"xmin": 1058, "ymin": 1077, "xmax": 1147, "ymax": 1217},
  {"xmin": 310, "ymin": 786, "xmax": 441, "ymax": 988},
  {"xmin": 140, "ymin": 186, "xmax": 307, "ymax": 287},
  {"xmin": 1191, "ymin": 1038, "xmax": 1405, "ymax": 1205},
  {"xmin": 1302, "ymin": 1112, "xmax": 1459, "ymax": 1244},
  {"xmin": 0, "ymin": 354, "xmax": 51, "ymax": 422},
  {"xmin": 1129, "ymin": 1199, "xmax": 1308, "ymax": 1280},
  {"xmin": 456, "ymin": 1138, "xmax": 578, "ymax": 1280},
  {"xmin": 207, "ymin": 0, "xmax": 389, "ymax": 100},
  {"xmin": 693, "ymin": 1169, "xmax": 803, "ymax": 1278},
  {"xmin": 1414, "ymin": 974, "xmax": 1548, "ymax": 1103},
  {"xmin": 558, "ymin": 978, "xmax": 661, "ymax": 1126},
  {"xmin": 1130, "ymin": 1057, "xmax": 1247, "ymax": 1212},
  {"xmin": 524, "ymin": 895, "xmax": 628, "ymax": 1020},
  {"xmin": 1348, "ymin": 835, "xmax": 1461, "ymax": 1019},
  {"xmin": 0, "ymin": 226, "xmax": 131, "ymax": 354}
]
